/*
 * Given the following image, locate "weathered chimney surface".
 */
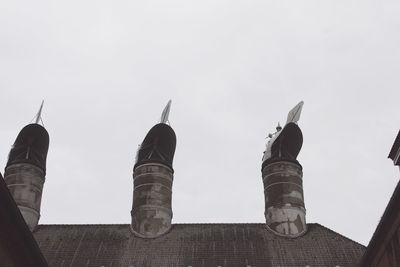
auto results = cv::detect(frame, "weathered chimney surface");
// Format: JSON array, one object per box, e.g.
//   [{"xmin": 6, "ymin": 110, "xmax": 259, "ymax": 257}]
[
  {"xmin": 131, "ymin": 123, "xmax": 176, "ymax": 238},
  {"xmin": 4, "ymin": 124, "xmax": 49, "ymax": 231},
  {"xmin": 261, "ymin": 102, "xmax": 307, "ymax": 237},
  {"xmin": 262, "ymin": 160, "xmax": 306, "ymax": 237}
]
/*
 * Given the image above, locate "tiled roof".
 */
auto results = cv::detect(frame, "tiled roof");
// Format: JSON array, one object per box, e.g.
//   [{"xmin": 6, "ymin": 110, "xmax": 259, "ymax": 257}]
[{"xmin": 33, "ymin": 223, "xmax": 365, "ymax": 267}]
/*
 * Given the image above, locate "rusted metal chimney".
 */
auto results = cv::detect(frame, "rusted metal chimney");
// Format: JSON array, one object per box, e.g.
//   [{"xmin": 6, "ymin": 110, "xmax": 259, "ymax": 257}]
[
  {"xmin": 4, "ymin": 123, "xmax": 49, "ymax": 231},
  {"xmin": 261, "ymin": 102, "xmax": 307, "ymax": 237},
  {"xmin": 131, "ymin": 101, "xmax": 176, "ymax": 238},
  {"xmin": 131, "ymin": 123, "xmax": 176, "ymax": 238}
]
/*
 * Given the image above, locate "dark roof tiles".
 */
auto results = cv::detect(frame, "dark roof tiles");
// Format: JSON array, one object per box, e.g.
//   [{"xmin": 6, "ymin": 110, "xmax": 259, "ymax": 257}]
[{"xmin": 34, "ymin": 223, "xmax": 365, "ymax": 267}]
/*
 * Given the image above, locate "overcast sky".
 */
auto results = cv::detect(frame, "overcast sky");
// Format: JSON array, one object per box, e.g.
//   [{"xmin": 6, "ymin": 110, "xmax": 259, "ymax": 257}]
[{"xmin": 1, "ymin": 0, "xmax": 400, "ymax": 246}]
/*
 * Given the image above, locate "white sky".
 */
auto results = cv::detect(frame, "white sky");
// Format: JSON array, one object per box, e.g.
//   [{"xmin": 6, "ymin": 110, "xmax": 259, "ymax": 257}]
[{"xmin": 1, "ymin": 0, "xmax": 400, "ymax": 246}]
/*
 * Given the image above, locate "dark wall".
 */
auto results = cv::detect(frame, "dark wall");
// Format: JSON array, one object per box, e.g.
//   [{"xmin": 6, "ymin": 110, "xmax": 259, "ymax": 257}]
[
  {"xmin": 360, "ymin": 181, "xmax": 400, "ymax": 267},
  {"xmin": 0, "ymin": 172, "xmax": 48, "ymax": 267}
]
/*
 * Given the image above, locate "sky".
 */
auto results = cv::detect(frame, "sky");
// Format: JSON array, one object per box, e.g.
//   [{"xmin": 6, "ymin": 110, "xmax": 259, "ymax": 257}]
[{"xmin": 1, "ymin": 0, "xmax": 400, "ymax": 246}]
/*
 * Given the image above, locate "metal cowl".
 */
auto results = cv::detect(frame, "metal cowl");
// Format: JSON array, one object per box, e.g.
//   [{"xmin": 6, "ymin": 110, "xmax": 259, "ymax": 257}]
[
  {"xmin": 131, "ymin": 123, "xmax": 177, "ymax": 238},
  {"xmin": 6, "ymin": 124, "xmax": 49, "ymax": 174},
  {"xmin": 4, "ymin": 123, "xmax": 49, "ymax": 231},
  {"xmin": 134, "ymin": 123, "xmax": 176, "ymax": 171}
]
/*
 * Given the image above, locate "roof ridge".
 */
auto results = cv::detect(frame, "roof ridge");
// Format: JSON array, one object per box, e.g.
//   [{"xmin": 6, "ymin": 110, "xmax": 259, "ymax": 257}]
[
  {"xmin": 36, "ymin": 223, "xmax": 129, "ymax": 227},
  {"xmin": 36, "ymin": 223, "xmax": 266, "ymax": 227},
  {"xmin": 36, "ymin": 222, "xmax": 325, "ymax": 226}
]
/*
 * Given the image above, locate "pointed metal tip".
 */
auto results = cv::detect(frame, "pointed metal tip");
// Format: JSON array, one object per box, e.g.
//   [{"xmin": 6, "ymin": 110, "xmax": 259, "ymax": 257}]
[
  {"xmin": 160, "ymin": 100, "xmax": 172, "ymax": 124},
  {"xmin": 34, "ymin": 100, "xmax": 45, "ymax": 125},
  {"xmin": 286, "ymin": 101, "xmax": 304, "ymax": 125}
]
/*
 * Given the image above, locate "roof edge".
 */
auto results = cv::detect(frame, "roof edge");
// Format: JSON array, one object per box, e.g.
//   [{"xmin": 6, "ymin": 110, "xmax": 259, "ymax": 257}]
[
  {"xmin": 310, "ymin": 223, "xmax": 366, "ymax": 248},
  {"xmin": 359, "ymin": 179, "xmax": 400, "ymax": 266}
]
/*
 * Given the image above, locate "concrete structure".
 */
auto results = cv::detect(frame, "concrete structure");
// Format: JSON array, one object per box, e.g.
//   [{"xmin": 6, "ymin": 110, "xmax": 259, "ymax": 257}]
[
  {"xmin": 131, "ymin": 123, "xmax": 176, "ymax": 238},
  {"xmin": 4, "ymin": 123, "xmax": 49, "ymax": 231}
]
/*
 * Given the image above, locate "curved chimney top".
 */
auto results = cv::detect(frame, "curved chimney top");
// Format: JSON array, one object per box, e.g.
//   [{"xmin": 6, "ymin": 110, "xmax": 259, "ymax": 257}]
[
  {"xmin": 262, "ymin": 101, "xmax": 304, "ymax": 168},
  {"xmin": 134, "ymin": 123, "xmax": 176, "ymax": 170},
  {"xmin": 6, "ymin": 124, "xmax": 50, "ymax": 172},
  {"xmin": 262, "ymin": 122, "xmax": 303, "ymax": 168}
]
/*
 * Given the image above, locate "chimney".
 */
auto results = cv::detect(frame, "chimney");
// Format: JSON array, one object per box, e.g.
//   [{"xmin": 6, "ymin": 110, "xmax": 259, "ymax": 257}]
[
  {"xmin": 261, "ymin": 102, "xmax": 307, "ymax": 237},
  {"xmin": 131, "ymin": 101, "xmax": 176, "ymax": 238},
  {"xmin": 4, "ymin": 123, "xmax": 49, "ymax": 231}
]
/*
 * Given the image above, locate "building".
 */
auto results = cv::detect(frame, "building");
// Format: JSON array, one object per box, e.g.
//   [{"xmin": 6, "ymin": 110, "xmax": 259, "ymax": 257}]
[
  {"xmin": 359, "ymin": 130, "xmax": 400, "ymax": 267},
  {"xmin": 1, "ymin": 103, "xmax": 381, "ymax": 267}
]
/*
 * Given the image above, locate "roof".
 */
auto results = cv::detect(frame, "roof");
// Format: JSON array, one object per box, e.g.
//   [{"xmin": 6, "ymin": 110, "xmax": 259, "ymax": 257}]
[
  {"xmin": 0, "ymin": 172, "xmax": 48, "ymax": 266},
  {"xmin": 33, "ymin": 223, "xmax": 365, "ymax": 267}
]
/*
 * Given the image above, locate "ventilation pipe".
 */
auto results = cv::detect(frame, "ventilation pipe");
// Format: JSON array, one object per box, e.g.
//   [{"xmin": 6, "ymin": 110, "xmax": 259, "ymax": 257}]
[
  {"xmin": 261, "ymin": 102, "xmax": 307, "ymax": 237},
  {"xmin": 131, "ymin": 101, "xmax": 176, "ymax": 238},
  {"xmin": 4, "ymin": 123, "xmax": 49, "ymax": 231}
]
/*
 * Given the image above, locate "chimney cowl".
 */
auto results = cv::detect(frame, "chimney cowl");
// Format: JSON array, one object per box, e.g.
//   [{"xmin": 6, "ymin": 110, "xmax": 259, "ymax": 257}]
[
  {"xmin": 6, "ymin": 124, "xmax": 49, "ymax": 173},
  {"xmin": 134, "ymin": 123, "xmax": 176, "ymax": 170},
  {"xmin": 131, "ymin": 123, "xmax": 177, "ymax": 238}
]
